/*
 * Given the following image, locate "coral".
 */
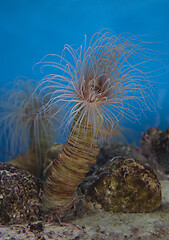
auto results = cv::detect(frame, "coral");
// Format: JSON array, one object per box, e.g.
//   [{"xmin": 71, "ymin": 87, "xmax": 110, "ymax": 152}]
[
  {"xmin": 37, "ymin": 31, "xmax": 157, "ymax": 212},
  {"xmin": 0, "ymin": 162, "xmax": 41, "ymax": 224},
  {"xmin": 86, "ymin": 157, "xmax": 161, "ymax": 212},
  {"xmin": 0, "ymin": 79, "xmax": 59, "ymax": 177}
]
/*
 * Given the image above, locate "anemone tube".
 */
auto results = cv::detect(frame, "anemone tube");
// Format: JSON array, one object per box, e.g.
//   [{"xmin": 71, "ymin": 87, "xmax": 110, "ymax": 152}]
[
  {"xmin": 40, "ymin": 31, "xmax": 156, "ymax": 210},
  {"xmin": 42, "ymin": 111, "xmax": 102, "ymax": 209}
]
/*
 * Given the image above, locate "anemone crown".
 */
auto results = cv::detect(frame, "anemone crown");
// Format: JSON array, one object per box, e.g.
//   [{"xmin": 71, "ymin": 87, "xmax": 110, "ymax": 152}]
[{"xmin": 37, "ymin": 31, "xmax": 157, "ymax": 142}]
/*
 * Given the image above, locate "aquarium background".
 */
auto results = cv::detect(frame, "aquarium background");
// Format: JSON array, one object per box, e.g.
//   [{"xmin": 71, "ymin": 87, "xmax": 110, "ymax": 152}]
[{"xmin": 0, "ymin": 0, "xmax": 169, "ymax": 158}]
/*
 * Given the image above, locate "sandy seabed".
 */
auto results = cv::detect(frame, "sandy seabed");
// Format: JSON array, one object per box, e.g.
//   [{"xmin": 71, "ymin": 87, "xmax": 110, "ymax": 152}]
[{"xmin": 1, "ymin": 181, "xmax": 169, "ymax": 240}]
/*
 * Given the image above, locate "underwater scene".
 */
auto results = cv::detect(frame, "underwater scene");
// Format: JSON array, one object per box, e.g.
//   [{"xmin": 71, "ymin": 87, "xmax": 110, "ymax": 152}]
[{"xmin": 0, "ymin": 1, "xmax": 169, "ymax": 239}]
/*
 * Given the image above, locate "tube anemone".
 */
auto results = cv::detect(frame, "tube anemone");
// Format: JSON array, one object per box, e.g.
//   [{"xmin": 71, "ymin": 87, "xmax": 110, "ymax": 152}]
[
  {"xmin": 38, "ymin": 31, "xmax": 157, "ymax": 210},
  {"xmin": 0, "ymin": 79, "xmax": 58, "ymax": 177}
]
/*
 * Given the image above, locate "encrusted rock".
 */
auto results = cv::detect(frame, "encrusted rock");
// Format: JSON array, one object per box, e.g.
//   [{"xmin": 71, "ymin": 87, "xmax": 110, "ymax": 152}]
[
  {"xmin": 86, "ymin": 157, "xmax": 161, "ymax": 212},
  {"xmin": 0, "ymin": 163, "xmax": 41, "ymax": 224}
]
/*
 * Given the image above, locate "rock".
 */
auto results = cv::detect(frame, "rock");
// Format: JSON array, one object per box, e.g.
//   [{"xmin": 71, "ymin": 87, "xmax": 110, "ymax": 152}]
[
  {"xmin": 97, "ymin": 141, "xmax": 147, "ymax": 166},
  {"xmin": 141, "ymin": 127, "xmax": 169, "ymax": 177},
  {"xmin": 86, "ymin": 157, "xmax": 161, "ymax": 213},
  {"xmin": 0, "ymin": 163, "xmax": 41, "ymax": 224}
]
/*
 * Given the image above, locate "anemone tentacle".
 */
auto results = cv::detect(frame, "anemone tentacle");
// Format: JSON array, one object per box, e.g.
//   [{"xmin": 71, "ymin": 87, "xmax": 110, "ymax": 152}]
[{"xmin": 38, "ymin": 31, "xmax": 157, "ymax": 144}]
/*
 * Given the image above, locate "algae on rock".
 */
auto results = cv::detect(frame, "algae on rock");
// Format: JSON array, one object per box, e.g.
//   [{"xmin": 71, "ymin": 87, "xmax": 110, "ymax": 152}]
[{"xmin": 86, "ymin": 157, "xmax": 161, "ymax": 213}]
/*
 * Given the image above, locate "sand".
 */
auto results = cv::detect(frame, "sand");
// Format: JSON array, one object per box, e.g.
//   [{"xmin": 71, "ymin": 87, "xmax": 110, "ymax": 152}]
[{"xmin": 0, "ymin": 181, "xmax": 169, "ymax": 240}]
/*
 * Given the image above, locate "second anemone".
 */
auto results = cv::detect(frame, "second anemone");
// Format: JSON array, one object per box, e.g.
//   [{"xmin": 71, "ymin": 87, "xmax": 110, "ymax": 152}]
[{"xmin": 0, "ymin": 78, "xmax": 59, "ymax": 177}]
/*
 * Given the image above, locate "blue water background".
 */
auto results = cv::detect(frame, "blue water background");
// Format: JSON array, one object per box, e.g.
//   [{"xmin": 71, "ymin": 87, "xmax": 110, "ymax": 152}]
[{"xmin": 0, "ymin": 0, "xmax": 169, "ymax": 149}]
